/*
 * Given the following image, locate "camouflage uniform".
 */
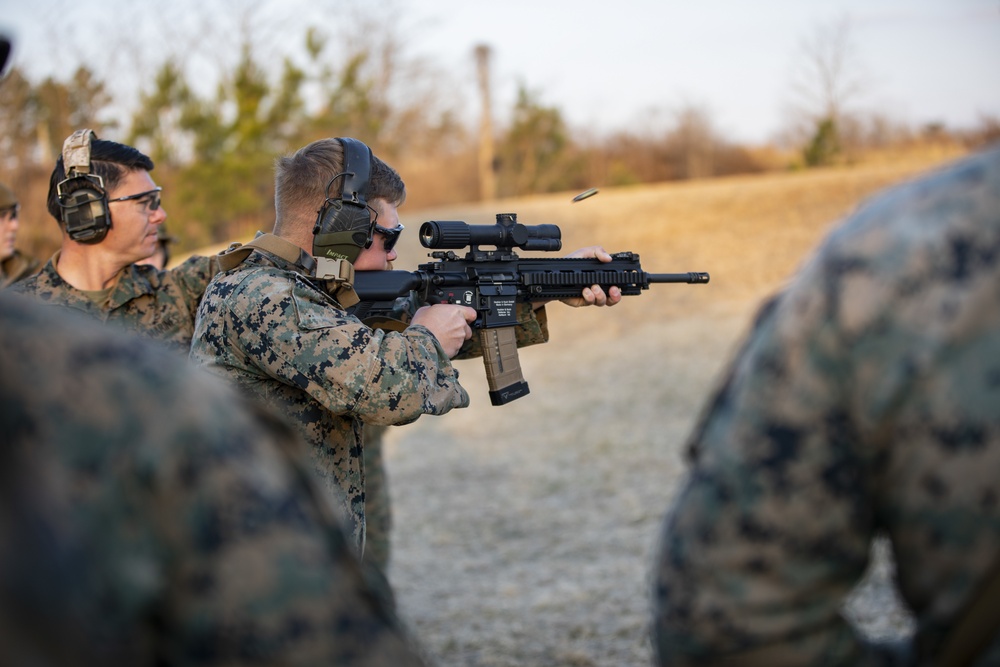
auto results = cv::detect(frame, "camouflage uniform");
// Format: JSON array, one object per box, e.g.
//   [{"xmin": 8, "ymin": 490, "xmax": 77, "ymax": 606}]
[
  {"xmin": 0, "ymin": 291, "xmax": 428, "ymax": 666},
  {"xmin": 358, "ymin": 296, "xmax": 549, "ymax": 574},
  {"xmin": 12, "ymin": 253, "xmax": 219, "ymax": 354},
  {"xmin": 653, "ymin": 145, "xmax": 1000, "ymax": 666},
  {"xmin": 363, "ymin": 423, "xmax": 394, "ymax": 573},
  {"xmin": 189, "ymin": 245, "xmax": 470, "ymax": 553},
  {"xmin": 0, "ymin": 248, "xmax": 40, "ymax": 288}
]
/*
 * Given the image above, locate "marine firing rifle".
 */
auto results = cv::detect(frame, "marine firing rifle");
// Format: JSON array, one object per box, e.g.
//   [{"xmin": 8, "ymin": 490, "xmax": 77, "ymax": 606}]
[{"xmin": 352, "ymin": 213, "xmax": 709, "ymax": 406}]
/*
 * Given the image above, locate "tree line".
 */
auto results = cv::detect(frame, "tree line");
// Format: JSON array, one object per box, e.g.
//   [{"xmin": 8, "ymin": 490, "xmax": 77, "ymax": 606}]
[{"xmin": 1, "ymin": 10, "xmax": 995, "ymax": 261}]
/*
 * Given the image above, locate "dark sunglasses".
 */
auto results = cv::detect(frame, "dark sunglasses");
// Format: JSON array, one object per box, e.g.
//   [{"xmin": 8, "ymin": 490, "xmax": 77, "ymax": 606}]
[
  {"xmin": 373, "ymin": 223, "xmax": 404, "ymax": 252},
  {"xmin": 108, "ymin": 186, "xmax": 163, "ymax": 212}
]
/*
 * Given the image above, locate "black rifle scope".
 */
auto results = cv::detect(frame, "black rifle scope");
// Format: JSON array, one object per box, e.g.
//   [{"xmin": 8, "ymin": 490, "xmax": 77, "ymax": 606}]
[{"xmin": 420, "ymin": 213, "xmax": 562, "ymax": 252}]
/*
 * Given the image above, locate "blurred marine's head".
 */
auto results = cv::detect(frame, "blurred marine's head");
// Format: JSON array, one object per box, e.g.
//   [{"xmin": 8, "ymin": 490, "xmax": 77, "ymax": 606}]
[{"xmin": 0, "ymin": 181, "xmax": 20, "ymax": 261}]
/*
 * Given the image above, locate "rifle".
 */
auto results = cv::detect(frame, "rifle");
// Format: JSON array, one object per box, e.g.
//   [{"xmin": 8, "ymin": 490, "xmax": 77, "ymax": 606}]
[{"xmin": 352, "ymin": 213, "xmax": 709, "ymax": 406}]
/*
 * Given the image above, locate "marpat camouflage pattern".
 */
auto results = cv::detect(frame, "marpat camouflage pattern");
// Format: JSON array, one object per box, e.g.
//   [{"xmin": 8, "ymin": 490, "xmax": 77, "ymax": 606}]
[
  {"xmin": 653, "ymin": 145, "xmax": 1000, "ymax": 665},
  {"xmin": 357, "ymin": 293, "xmax": 549, "ymax": 574},
  {"xmin": 190, "ymin": 248, "xmax": 469, "ymax": 552},
  {"xmin": 0, "ymin": 291, "xmax": 429, "ymax": 666},
  {"xmin": 12, "ymin": 253, "xmax": 219, "ymax": 354},
  {"xmin": 0, "ymin": 249, "xmax": 40, "ymax": 288}
]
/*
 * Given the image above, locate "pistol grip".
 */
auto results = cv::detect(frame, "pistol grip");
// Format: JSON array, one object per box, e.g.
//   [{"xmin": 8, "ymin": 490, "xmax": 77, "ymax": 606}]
[{"xmin": 480, "ymin": 327, "xmax": 530, "ymax": 405}]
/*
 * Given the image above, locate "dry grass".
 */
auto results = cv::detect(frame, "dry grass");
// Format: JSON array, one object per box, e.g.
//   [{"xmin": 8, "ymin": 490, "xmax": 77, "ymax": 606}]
[{"xmin": 383, "ymin": 148, "xmax": 967, "ymax": 667}]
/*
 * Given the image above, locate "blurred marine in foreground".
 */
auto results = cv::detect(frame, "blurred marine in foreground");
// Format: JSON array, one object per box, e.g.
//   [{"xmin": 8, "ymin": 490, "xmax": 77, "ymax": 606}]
[
  {"xmin": 0, "ymin": 291, "xmax": 428, "ymax": 666},
  {"xmin": 654, "ymin": 144, "xmax": 1000, "ymax": 666}
]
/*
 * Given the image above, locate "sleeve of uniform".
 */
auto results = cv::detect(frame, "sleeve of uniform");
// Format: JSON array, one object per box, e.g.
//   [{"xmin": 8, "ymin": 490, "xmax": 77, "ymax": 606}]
[
  {"xmin": 361, "ymin": 292, "xmax": 548, "ymax": 360},
  {"xmin": 151, "ymin": 390, "xmax": 429, "ymax": 665},
  {"xmin": 166, "ymin": 254, "xmax": 223, "ymax": 318},
  {"xmin": 230, "ymin": 274, "xmax": 469, "ymax": 426},
  {"xmin": 455, "ymin": 302, "xmax": 549, "ymax": 360},
  {"xmin": 652, "ymin": 249, "xmax": 883, "ymax": 666}
]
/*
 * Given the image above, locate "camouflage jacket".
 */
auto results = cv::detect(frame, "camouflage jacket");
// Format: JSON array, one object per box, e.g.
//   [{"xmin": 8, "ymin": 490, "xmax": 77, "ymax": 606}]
[
  {"xmin": 0, "ymin": 249, "xmax": 40, "ymax": 288},
  {"xmin": 189, "ymin": 243, "xmax": 470, "ymax": 552},
  {"xmin": 0, "ymin": 292, "xmax": 427, "ymax": 666},
  {"xmin": 11, "ymin": 252, "xmax": 220, "ymax": 354},
  {"xmin": 654, "ymin": 146, "xmax": 1000, "ymax": 666}
]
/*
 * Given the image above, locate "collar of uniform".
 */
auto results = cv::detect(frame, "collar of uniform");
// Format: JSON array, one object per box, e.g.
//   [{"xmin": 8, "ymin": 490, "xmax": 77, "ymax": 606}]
[
  {"xmin": 234, "ymin": 234, "xmax": 359, "ymax": 307},
  {"xmin": 29, "ymin": 254, "xmax": 111, "ymax": 317},
  {"xmin": 241, "ymin": 233, "xmax": 318, "ymax": 277},
  {"xmin": 40, "ymin": 251, "xmax": 158, "ymax": 310},
  {"xmin": 116, "ymin": 263, "xmax": 161, "ymax": 304}
]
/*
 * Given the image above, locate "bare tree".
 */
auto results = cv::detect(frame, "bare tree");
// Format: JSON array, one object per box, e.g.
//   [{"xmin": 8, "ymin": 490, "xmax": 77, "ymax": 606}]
[
  {"xmin": 786, "ymin": 15, "xmax": 868, "ymax": 165},
  {"xmin": 666, "ymin": 104, "xmax": 717, "ymax": 179},
  {"xmin": 474, "ymin": 44, "xmax": 497, "ymax": 202}
]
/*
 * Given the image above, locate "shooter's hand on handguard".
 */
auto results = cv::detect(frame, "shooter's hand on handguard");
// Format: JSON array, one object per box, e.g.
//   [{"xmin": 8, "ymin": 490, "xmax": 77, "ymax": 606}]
[{"xmin": 548, "ymin": 245, "xmax": 624, "ymax": 308}]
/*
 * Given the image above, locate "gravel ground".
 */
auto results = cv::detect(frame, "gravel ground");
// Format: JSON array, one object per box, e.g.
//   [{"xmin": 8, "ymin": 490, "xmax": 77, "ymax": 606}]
[
  {"xmin": 382, "ymin": 303, "xmax": 915, "ymax": 667},
  {"xmin": 375, "ymin": 160, "xmax": 961, "ymax": 666}
]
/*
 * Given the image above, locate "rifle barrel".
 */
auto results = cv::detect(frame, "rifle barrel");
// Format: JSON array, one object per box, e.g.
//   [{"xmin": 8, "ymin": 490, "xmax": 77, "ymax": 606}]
[{"xmin": 647, "ymin": 272, "xmax": 710, "ymax": 284}]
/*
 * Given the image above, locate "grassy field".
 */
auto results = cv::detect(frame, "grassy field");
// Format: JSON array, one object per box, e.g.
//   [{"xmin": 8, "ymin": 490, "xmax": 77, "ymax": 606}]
[{"xmin": 382, "ymin": 146, "xmax": 968, "ymax": 667}]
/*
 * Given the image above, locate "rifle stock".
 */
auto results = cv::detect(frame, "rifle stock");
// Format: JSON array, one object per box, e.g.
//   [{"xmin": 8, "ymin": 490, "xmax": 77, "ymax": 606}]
[{"xmin": 351, "ymin": 214, "xmax": 709, "ymax": 405}]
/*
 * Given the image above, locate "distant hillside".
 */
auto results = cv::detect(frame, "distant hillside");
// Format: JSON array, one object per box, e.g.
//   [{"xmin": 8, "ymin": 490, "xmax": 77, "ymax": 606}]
[
  {"xmin": 179, "ymin": 146, "xmax": 968, "ymax": 307},
  {"xmin": 389, "ymin": 144, "xmax": 969, "ymax": 320}
]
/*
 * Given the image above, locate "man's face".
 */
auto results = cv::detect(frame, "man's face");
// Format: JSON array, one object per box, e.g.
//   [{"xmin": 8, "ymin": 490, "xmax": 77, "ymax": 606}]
[
  {"xmin": 0, "ymin": 205, "xmax": 19, "ymax": 262},
  {"xmin": 353, "ymin": 198, "xmax": 402, "ymax": 272},
  {"xmin": 102, "ymin": 170, "xmax": 166, "ymax": 264}
]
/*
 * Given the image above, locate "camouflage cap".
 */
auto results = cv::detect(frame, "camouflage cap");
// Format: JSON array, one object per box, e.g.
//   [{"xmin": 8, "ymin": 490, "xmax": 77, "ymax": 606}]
[{"xmin": 0, "ymin": 182, "xmax": 17, "ymax": 210}]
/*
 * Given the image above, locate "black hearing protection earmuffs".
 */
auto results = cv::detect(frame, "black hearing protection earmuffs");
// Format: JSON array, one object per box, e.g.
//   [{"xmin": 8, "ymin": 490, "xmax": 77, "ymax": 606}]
[
  {"xmin": 56, "ymin": 129, "xmax": 112, "ymax": 244},
  {"xmin": 312, "ymin": 137, "xmax": 375, "ymax": 263}
]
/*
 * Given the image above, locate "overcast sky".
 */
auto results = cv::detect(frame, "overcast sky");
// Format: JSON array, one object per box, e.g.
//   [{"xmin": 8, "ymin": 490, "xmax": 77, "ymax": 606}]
[{"xmin": 3, "ymin": 0, "xmax": 998, "ymax": 144}]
